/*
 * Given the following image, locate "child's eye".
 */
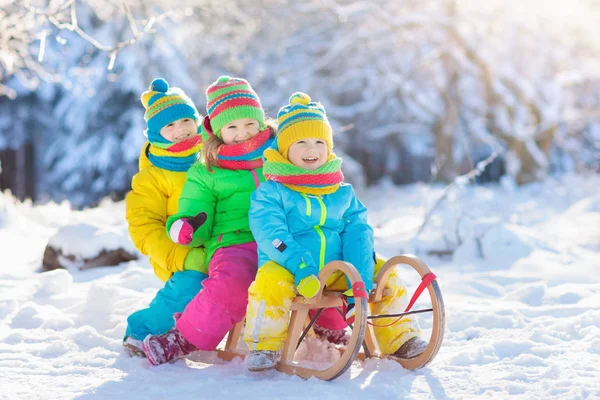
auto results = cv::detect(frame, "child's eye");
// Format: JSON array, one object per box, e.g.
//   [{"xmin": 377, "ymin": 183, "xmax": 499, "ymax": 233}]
[
  {"xmin": 316, "ymin": 140, "xmax": 325, "ymax": 144},
  {"xmin": 183, "ymin": 118, "xmax": 191, "ymax": 122},
  {"xmin": 297, "ymin": 140, "xmax": 305, "ymax": 144},
  {"xmin": 167, "ymin": 123, "xmax": 174, "ymax": 127}
]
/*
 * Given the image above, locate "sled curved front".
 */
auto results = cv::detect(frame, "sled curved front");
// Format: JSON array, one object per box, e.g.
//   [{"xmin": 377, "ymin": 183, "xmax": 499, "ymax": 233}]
[
  {"xmin": 276, "ymin": 260, "xmax": 368, "ymax": 381},
  {"xmin": 366, "ymin": 254, "xmax": 445, "ymax": 370}
]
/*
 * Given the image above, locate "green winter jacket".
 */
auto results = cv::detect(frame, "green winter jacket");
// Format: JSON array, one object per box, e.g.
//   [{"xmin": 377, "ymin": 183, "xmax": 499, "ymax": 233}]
[{"xmin": 166, "ymin": 163, "xmax": 265, "ymax": 264}]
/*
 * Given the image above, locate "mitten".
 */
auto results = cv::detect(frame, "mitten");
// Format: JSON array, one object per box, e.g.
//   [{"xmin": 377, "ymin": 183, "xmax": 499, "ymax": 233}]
[
  {"xmin": 169, "ymin": 212, "xmax": 207, "ymax": 245},
  {"xmin": 297, "ymin": 274, "xmax": 321, "ymax": 298}
]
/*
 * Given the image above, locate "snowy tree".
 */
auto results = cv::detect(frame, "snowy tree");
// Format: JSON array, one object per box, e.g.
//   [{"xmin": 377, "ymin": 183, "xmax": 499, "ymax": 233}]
[
  {"xmin": 2, "ymin": 0, "xmax": 599, "ymax": 206},
  {"xmin": 2, "ymin": 0, "xmax": 280, "ymax": 206},
  {"xmin": 231, "ymin": 0, "xmax": 599, "ymax": 185},
  {"xmin": 39, "ymin": 5, "xmax": 200, "ymax": 206}
]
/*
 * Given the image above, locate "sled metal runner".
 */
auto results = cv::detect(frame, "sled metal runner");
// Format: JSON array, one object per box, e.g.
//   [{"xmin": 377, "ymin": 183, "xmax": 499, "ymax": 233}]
[{"xmin": 216, "ymin": 254, "xmax": 445, "ymax": 381}]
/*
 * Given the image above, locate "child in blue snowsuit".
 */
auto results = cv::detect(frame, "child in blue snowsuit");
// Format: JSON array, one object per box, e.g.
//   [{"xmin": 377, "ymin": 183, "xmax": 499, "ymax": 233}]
[{"xmin": 242, "ymin": 92, "xmax": 426, "ymax": 371}]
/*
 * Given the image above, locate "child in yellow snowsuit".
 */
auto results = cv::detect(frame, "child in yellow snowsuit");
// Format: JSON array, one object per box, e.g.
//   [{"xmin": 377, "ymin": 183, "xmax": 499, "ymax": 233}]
[
  {"xmin": 123, "ymin": 78, "xmax": 207, "ymax": 356},
  {"xmin": 242, "ymin": 92, "xmax": 426, "ymax": 371}
]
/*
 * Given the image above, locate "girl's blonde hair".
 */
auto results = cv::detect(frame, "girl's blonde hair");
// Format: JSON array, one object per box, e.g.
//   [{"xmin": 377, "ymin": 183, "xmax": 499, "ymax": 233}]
[{"xmin": 202, "ymin": 118, "xmax": 278, "ymax": 172}]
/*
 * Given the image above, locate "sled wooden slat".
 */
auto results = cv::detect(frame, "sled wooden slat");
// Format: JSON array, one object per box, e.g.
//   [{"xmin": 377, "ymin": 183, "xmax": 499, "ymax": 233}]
[
  {"xmin": 370, "ymin": 288, "xmax": 393, "ymax": 302},
  {"xmin": 215, "ymin": 348, "xmax": 245, "ymax": 361},
  {"xmin": 362, "ymin": 324, "xmax": 380, "ymax": 359},
  {"xmin": 225, "ymin": 321, "xmax": 244, "ymax": 350},
  {"xmin": 216, "ymin": 321, "xmax": 247, "ymax": 361},
  {"xmin": 280, "ymin": 306, "xmax": 310, "ymax": 363},
  {"xmin": 290, "ymin": 292, "xmax": 344, "ymax": 310}
]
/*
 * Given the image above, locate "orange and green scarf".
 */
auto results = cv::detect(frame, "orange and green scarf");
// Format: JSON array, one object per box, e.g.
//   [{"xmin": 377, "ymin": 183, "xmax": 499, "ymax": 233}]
[{"xmin": 262, "ymin": 144, "xmax": 344, "ymax": 195}]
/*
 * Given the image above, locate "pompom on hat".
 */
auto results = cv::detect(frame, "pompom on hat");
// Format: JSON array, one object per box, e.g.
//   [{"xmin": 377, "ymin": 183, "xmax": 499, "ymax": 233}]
[
  {"xmin": 276, "ymin": 92, "xmax": 333, "ymax": 158},
  {"xmin": 204, "ymin": 76, "xmax": 265, "ymax": 138},
  {"xmin": 141, "ymin": 78, "xmax": 200, "ymax": 143}
]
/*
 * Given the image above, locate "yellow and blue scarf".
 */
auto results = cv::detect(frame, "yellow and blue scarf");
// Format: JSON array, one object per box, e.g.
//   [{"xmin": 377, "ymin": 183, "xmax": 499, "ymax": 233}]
[{"xmin": 147, "ymin": 133, "xmax": 202, "ymax": 172}]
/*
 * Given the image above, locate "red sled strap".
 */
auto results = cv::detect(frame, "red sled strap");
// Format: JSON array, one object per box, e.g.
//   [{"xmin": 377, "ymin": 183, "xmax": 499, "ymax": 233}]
[
  {"xmin": 351, "ymin": 281, "xmax": 368, "ymax": 298},
  {"xmin": 340, "ymin": 282, "xmax": 368, "ymax": 325},
  {"xmin": 404, "ymin": 272, "xmax": 437, "ymax": 312}
]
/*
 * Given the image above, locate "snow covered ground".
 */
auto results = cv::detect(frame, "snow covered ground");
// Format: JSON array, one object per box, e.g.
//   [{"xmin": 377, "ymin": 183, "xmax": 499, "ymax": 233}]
[{"xmin": 0, "ymin": 174, "xmax": 599, "ymax": 400}]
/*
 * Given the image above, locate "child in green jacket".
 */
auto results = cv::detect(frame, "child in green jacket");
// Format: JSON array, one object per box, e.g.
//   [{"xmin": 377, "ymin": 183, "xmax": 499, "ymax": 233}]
[{"xmin": 141, "ymin": 76, "xmax": 276, "ymax": 365}]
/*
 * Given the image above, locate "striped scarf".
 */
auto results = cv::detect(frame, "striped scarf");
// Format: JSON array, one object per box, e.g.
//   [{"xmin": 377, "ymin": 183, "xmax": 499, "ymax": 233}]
[
  {"xmin": 215, "ymin": 127, "xmax": 275, "ymax": 170},
  {"xmin": 147, "ymin": 135, "xmax": 202, "ymax": 172},
  {"xmin": 263, "ymin": 148, "xmax": 344, "ymax": 195}
]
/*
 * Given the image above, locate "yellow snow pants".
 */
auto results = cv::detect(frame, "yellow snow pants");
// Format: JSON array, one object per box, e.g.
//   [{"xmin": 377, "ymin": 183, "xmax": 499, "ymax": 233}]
[{"xmin": 243, "ymin": 258, "xmax": 421, "ymax": 354}]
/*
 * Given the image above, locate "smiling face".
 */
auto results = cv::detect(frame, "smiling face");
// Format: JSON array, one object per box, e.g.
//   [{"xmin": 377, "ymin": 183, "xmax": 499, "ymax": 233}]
[
  {"xmin": 287, "ymin": 138, "xmax": 328, "ymax": 170},
  {"xmin": 159, "ymin": 118, "xmax": 198, "ymax": 143},
  {"xmin": 219, "ymin": 118, "xmax": 260, "ymax": 145}
]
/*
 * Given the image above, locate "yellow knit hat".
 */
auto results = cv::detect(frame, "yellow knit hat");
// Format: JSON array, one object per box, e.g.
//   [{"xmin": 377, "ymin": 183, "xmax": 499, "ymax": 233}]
[{"xmin": 276, "ymin": 92, "xmax": 333, "ymax": 158}]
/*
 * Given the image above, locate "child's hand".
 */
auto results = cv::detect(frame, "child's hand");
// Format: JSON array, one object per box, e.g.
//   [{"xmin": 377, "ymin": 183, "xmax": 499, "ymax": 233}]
[
  {"xmin": 297, "ymin": 275, "xmax": 321, "ymax": 298},
  {"xmin": 169, "ymin": 212, "xmax": 207, "ymax": 245}
]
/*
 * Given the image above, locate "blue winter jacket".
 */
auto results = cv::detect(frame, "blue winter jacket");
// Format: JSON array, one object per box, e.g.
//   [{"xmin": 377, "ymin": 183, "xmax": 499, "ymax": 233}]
[{"xmin": 248, "ymin": 181, "xmax": 375, "ymax": 291}]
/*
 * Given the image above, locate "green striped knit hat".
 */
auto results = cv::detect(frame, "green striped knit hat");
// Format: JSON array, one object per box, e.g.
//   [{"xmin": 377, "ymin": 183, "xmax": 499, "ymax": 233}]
[{"xmin": 205, "ymin": 76, "xmax": 265, "ymax": 138}]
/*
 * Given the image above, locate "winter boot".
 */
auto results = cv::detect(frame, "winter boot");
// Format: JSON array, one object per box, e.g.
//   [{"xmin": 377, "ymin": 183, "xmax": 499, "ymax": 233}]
[
  {"xmin": 123, "ymin": 336, "xmax": 145, "ymax": 357},
  {"xmin": 142, "ymin": 328, "xmax": 197, "ymax": 366},
  {"xmin": 391, "ymin": 337, "xmax": 428, "ymax": 359},
  {"xmin": 247, "ymin": 350, "xmax": 278, "ymax": 372},
  {"xmin": 313, "ymin": 324, "xmax": 350, "ymax": 346}
]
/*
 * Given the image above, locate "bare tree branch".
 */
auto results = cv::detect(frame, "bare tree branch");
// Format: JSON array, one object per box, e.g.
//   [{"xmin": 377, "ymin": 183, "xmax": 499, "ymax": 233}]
[
  {"xmin": 416, "ymin": 150, "xmax": 503, "ymax": 238},
  {"xmin": 0, "ymin": 0, "xmax": 179, "ymax": 95}
]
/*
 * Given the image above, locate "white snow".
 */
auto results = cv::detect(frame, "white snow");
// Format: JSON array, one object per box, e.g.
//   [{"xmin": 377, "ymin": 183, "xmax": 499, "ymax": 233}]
[
  {"xmin": 48, "ymin": 223, "xmax": 137, "ymax": 260},
  {"xmin": 1, "ymin": 173, "xmax": 599, "ymax": 399}
]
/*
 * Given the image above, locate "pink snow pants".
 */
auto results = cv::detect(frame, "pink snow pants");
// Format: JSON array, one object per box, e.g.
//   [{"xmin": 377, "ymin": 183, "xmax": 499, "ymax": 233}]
[
  {"xmin": 176, "ymin": 242, "xmax": 258, "ymax": 351},
  {"xmin": 310, "ymin": 307, "xmax": 348, "ymax": 330}
]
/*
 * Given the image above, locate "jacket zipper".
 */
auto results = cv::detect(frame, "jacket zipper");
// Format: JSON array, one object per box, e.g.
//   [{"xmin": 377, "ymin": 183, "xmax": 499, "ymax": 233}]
[{"xmin": 302, "ymin": 194, "xmax": 327, "ymax": 269}]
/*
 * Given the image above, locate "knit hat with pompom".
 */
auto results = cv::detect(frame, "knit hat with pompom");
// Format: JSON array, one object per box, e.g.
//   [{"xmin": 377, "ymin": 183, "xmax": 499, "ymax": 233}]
[
  {"xmin": 204, "ymin": 76, "xmax": 265, "ymax": 138},
  {"xmin": 141, "ymin": 78, "xmax": 200, "ymax": 143},
  {"xmin": 275, "ymin": 92, "xmax": 332, "ymax": 158}
]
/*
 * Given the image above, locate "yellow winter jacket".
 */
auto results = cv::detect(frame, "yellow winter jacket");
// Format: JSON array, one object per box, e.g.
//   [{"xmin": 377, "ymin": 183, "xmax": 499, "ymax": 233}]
[{"xmin": 126, "ymin": 142, "xmax": 203, "ymax": 282}]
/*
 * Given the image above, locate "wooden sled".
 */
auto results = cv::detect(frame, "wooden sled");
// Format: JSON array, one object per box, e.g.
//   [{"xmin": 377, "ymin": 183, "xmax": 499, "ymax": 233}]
[{"xmin": 216, "ymin": 255, "xmax": 445, "ymax": 381}]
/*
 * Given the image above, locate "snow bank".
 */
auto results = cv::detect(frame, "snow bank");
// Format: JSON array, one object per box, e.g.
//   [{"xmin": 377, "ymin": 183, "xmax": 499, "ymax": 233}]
[
  {"xmin": 1, "ymin": 174, "xmax": 599, "ymax": 399},
  {"xmin": 47, "ymin": 223, "xmax": 136, "ymax": 260}
]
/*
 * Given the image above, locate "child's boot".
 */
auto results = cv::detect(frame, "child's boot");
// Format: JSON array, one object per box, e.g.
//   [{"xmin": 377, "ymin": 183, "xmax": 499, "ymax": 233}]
[
  {"xmin": 142, "ymin": 328, "xmax": 197, "ymax": 366},
  {"xmin": 123, "ymin": 336, "xmax": 145, "ymax": 357},
  {"xmin": 310, "ymin": 307, "xmax": 350, "ymax": 346},
  {"xmin": 391, "ymin": 337, "xmax": 428, "ymax": 359},
  {"xmin": 247, "ymin": 350, "xmax": 278, "ymax": 372},
  {"xmin": 313, "ymin": 325, "xmax": 350, "ymax": 346}
]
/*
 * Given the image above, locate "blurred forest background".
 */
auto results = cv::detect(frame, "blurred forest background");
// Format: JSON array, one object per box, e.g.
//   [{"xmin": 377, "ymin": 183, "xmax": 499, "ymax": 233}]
[{"xmin": 1, "ymin": 0, "xmax": 599, "ymax": 208}]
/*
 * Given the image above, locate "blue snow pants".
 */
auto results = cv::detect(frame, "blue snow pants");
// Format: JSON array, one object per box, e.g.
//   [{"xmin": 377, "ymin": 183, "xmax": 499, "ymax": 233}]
[{"xmin": 124, "ymin": 270, "xmax": 207, "ymax": 340}]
